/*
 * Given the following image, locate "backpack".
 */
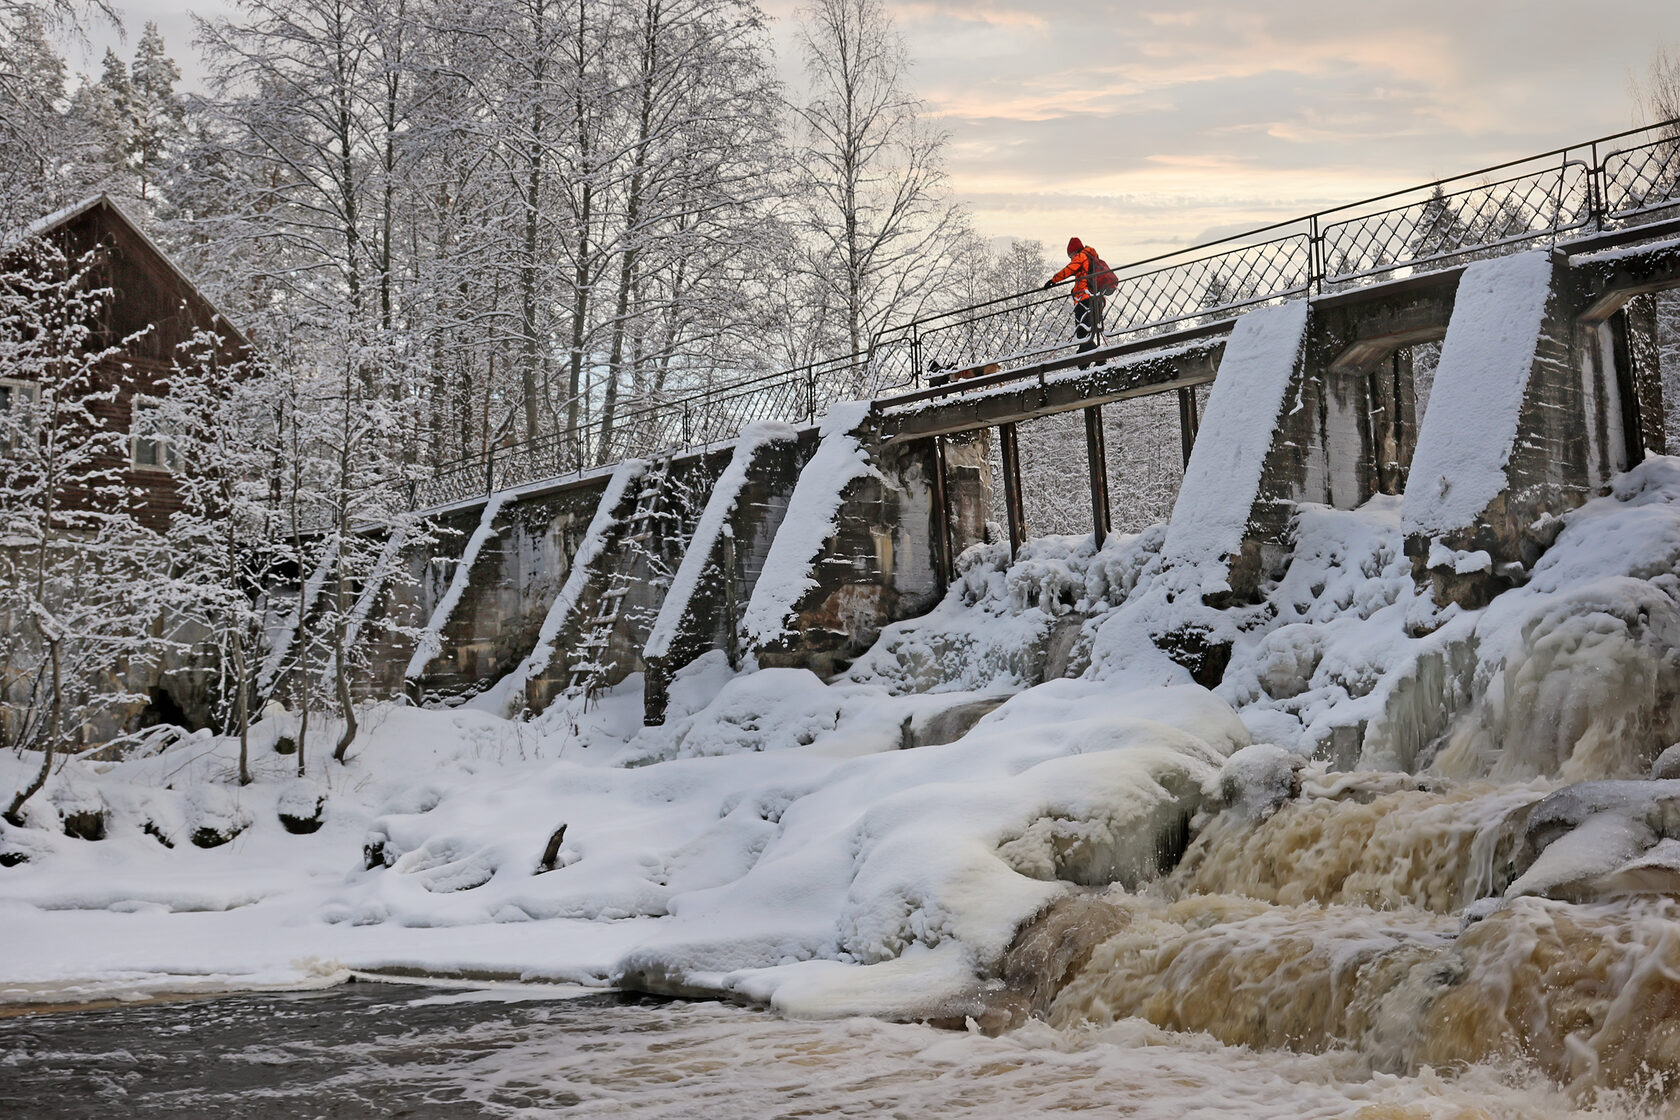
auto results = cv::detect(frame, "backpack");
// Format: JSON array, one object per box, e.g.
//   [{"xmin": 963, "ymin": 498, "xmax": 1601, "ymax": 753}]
[{"xmin": 1085, "ymin": 248, "xmax": 1118, "ymax": 295}]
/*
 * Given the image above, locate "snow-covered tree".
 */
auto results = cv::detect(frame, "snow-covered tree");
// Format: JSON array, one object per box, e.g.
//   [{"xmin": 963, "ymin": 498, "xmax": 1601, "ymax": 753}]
[
  {"xmin": 126, "ymin": 22, "xmax": 187, "ymax": 204},
  {"xmin": 150, "ymin": 331, "xmax": 280, "ymax": 785},
  {"xmin": 0, "ymin": 236, "xmax": 165, "ymax": 823},
  {"xmin": 792, "ymin": 0, "xmax": 964, "ymax": 360}
]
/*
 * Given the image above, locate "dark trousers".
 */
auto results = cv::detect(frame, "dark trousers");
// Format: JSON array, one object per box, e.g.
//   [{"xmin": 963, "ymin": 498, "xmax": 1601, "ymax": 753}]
[{"xmin": 1074, "ymin": 294, "xmax": 1105, "ymax": 365}]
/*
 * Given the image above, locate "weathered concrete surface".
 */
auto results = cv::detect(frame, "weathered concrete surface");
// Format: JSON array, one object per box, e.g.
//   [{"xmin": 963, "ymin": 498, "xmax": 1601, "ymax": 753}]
[
  {"xmin": 1222, "ymin": 274, "xmax": 1459, "ymax": 602},
  {"xmin": 1401, "ymin": 254, "xmax": 1627, "ymax": 608},
  {"xmin": 641, "ymin": 428, "xmax": 816, "ymax": 723},
  {"xmin": 747, "ymin": 428, "xmax": 991, "ymax": 678},
  {"xmin": 521, "ymin": 450, "xmax": 730, "ymax": 713},
  {"xmin": 1160, "ymin": 300, "xmax": 1312, "ymax": 606},
  {"xmin": 403, "ymin": 478, "xmax": 611, "ymax": 704}
]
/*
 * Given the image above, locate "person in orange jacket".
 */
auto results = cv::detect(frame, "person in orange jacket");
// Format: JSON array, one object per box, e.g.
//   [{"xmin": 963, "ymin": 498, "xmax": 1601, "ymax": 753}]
[{"xmin": 1044, "ymin": 236, "xmax": 1104, "ymax": 365}]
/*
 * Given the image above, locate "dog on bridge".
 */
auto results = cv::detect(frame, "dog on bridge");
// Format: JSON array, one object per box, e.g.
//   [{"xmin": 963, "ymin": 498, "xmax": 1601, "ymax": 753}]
[{"xmin": 926, "ymin": 360, "xmax": 1003, "ymax": 388}]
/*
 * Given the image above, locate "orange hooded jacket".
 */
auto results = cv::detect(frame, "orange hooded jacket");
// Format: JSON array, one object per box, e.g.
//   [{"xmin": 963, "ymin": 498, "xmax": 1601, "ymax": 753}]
[{"xmin": 1051, "ymin": 237, "xmax": 1096, "ymax": 300}]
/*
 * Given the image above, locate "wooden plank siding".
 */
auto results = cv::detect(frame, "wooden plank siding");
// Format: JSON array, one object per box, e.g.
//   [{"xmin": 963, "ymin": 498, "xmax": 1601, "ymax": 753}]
[{"xmin": 6, "ymin": 196, "xmax": 250, "ymax": 533}]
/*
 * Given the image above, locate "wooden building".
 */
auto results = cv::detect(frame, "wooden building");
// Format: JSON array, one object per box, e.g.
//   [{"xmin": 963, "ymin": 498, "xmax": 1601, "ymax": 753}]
[{"xmin": 2, "ymin": 194, "xmax": 250, "ymax": 530}]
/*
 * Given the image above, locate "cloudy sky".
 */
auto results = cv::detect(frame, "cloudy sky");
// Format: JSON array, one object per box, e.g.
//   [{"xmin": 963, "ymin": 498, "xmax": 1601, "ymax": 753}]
[{"xmin": 83, "ymin": 0, "xmax": 1680, "ymax": 265}]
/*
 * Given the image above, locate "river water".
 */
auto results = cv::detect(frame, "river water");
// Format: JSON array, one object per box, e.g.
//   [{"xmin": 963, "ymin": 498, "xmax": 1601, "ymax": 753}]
[{"xmin": 0, "ymin": 981, "xmax": 1662, "ymax": 1119}]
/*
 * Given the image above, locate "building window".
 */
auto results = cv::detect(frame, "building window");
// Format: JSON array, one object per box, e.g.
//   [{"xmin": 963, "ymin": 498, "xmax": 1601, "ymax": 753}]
[
  {"xmin": 0, "ymin": 378, "xmax": 38, "ymax": 456},
  {"xmin": 131, "ymin": 397, "xmax": 182, "ymax": 473}
]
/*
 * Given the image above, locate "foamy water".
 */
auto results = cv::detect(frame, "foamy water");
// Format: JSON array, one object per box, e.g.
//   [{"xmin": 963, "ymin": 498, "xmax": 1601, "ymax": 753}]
[{"xmin": 0, "ymin": 984, "xmax": 1668, "ymax": 1118}]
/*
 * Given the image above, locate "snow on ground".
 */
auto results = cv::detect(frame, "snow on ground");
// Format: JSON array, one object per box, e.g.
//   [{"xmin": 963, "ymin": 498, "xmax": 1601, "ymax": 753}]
[
  {"xmin": 9, "ymin": 451, "xmax": 1680, "ymax": 1060},
  {"xmin": 0, "ymin": 662, "xmax": 1243, "ymax": 1020}
]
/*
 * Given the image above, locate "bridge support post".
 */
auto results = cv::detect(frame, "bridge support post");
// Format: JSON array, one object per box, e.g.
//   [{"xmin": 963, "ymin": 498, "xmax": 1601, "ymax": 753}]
[
  {"xmin": 1177, "ymin": 387, "xmax": 1200, "ymax": 467},
  {"xmin": 931, "ymin": 435, "xmax": 953, "ymax": 593},
  {"xmin": 999, "ymin": 421, "xmax": 1027, "ymax": 558},
  {"xmin": 1084, "ymin": 405, "xmax": 1110, "ymax": 548},
  {"xmin": 1608, "ymin": 296, "xmax": 1666, "ymax": 460}
]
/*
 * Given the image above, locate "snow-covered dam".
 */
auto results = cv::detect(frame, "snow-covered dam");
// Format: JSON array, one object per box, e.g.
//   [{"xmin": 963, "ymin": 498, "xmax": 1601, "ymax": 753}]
[{"xmin": 13, "ymin": 155, "xmax": 1680, "ymax": 1115}]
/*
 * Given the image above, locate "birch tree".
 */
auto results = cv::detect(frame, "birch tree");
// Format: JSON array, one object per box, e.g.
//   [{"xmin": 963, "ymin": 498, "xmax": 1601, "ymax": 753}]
[{"xmin": 792, "ymin": 0, "xmax": 962, "ymax": 360}]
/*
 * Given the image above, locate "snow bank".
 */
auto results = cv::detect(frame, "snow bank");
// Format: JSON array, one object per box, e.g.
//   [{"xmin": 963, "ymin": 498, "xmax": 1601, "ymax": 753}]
[
  {"xmin": 614, "ymin": 681, "xmax": 1243, "ymax": 1017},
  {"xmin": 405, "ymin": 493, "xmax": 506, "ymax": 679},
  {"xmin": 644, "ymin": 423, "xmax": 798, "ymax": 662},
  {"xmin": 471, "ymin": 461, "xmax": 646, "ymax": 716},
  {"xmin": 0, "ymin": 674, "xmax": 1245, "ymax": 1020},
  {"xmin": 1160, "ymin": 299, "xmax": 1309, "ymax": 592},
  {"xmin": 1403, "ymin": 250, "xmax": 1553, "ymax": 537},
  {"xmin": 846, "ymin": 536, "xmax": 1107, "ymax": 695},
  {"xmin": 740, "ymin": 402, "xmax": 876, "ymax": 648}
]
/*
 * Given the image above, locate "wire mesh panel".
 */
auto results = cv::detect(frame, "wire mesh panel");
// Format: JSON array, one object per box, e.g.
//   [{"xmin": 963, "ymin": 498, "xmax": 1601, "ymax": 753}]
[
  {"xmin": 1107, "ymin": 234, "xmax": 1313, "ymax": 338},
  {"xmin": 1603, "ymin": 134, "xmax": 1680, "ymax": 220},
  {"xmin": 893, "ymin": 288, "xmax": 1079, "ymax": 389},
  {"xmin": 1321, "ymin": 163, "xmax": 1593, "ymax": 283}
]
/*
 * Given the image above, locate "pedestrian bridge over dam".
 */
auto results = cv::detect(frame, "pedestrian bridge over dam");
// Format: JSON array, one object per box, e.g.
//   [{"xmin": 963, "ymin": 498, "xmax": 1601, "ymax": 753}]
[{"xmin": 321, "ymin": 122, "xmax": 1680, "ymax": 729}]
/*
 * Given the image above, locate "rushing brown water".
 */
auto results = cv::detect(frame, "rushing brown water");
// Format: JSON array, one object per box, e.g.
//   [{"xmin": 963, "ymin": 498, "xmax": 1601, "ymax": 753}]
[
  {"xmin": 1040, "ymin": 765, "xmax": 1680, "ymax": 1105},
  {"xmin": 1, "ymin": 982, "xmax": 1668, "ymax": 1118}
]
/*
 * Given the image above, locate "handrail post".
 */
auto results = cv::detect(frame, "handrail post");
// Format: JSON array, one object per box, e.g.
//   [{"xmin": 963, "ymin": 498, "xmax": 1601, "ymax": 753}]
[
  {"xmin": 911, "ymin": 324, "xmax": 922, "ymax": 389},
  {"xmin": 807, "ymin": 366, "xmax": 816, "ymax": 421},
  {"xmin": 1592, "ymin": 140, "xmax": 1605, "ymax": 232},
  {"xmin": 1310, "ymin": 215, "xmax": 1322, "ymax": 294}
]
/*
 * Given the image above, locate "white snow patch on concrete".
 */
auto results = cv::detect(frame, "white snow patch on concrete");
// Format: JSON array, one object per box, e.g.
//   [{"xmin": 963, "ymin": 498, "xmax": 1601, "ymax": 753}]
[
  {"xmin": 406, "ymin": 493, "xmax": 507, "ymax": 680},
  {"xmin": 741, "ymin": 402, "xmax": 877, "ymax": 648},
  {"xmin": 645, "ymin": 423, "xmax": 798, "ymax": 661},
  {"xmin": 1161, "ymin": 299, "xmax": 1310, "ymax": 592},
  {"xmin": 472, "ymin": 461, "xmax": 647, "ymax": 716},
  {"xmin": 1403, "ymin": 250, "xmax": 1554, "ymax": 537}
]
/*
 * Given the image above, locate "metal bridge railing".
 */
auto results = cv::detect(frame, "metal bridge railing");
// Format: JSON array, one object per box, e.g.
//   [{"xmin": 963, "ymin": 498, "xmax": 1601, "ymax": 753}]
[{"xmin": 420, "ymin": 118, "xmax": 1680, "ymax": 509}]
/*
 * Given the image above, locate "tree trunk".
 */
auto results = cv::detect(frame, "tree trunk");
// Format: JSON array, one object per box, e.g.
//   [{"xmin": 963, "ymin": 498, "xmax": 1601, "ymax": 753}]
[
  {"xmin": 233, "ymin": 628, "xmax": 252, "ymax": 786},
  {"xmin": 4, "ymin": 634, "xmax": 60, "ymax": 826}
]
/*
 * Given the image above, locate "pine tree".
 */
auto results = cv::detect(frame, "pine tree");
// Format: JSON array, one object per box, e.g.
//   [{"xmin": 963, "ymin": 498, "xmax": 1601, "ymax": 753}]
[
  {"xmin": 1408, "ymin": 185, "xmax": 1469, "ymax": 263},
  {"xmin": 0, "ymin": 6, "xmax": 72, "ymax": 221},
  {"xmin": 127, "ymin": 22, "xmax": 185, "ymax": 205}
]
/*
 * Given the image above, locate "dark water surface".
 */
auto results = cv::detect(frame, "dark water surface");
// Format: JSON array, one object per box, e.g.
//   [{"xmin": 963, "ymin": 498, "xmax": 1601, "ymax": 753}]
[
  {"xmin": 0, "ymin": 983, "xmax": 668, "ymax": 1119},
  {"xmin": 0, "ymin": 978, "xmax": 1627, "ymax": 1119}
]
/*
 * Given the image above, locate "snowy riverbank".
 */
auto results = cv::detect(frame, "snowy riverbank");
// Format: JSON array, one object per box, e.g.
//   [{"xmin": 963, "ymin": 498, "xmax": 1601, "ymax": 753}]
[{"xmin": 9, "ymin": 457, "xmax": 1680, "ymax": 1106}]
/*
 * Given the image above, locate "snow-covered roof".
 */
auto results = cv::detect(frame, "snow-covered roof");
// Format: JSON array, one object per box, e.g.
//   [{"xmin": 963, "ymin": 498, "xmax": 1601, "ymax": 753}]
[{"xmin": 10, "ymin": 193, "xmax": 252, "ymax": 353}]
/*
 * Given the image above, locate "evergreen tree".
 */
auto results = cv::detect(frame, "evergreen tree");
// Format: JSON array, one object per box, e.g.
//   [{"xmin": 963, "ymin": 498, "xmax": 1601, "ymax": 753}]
[
  {"xmin": 1407, "ymin": 185, "xmax": 1469, "ymax": 263},
  {"xmin": 127, "ymin": 22, "xmax": 185, "ymax": 204},
  {"xmin": 0, "ymin": 6, "xmax": 71, "ymax": 221}
]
